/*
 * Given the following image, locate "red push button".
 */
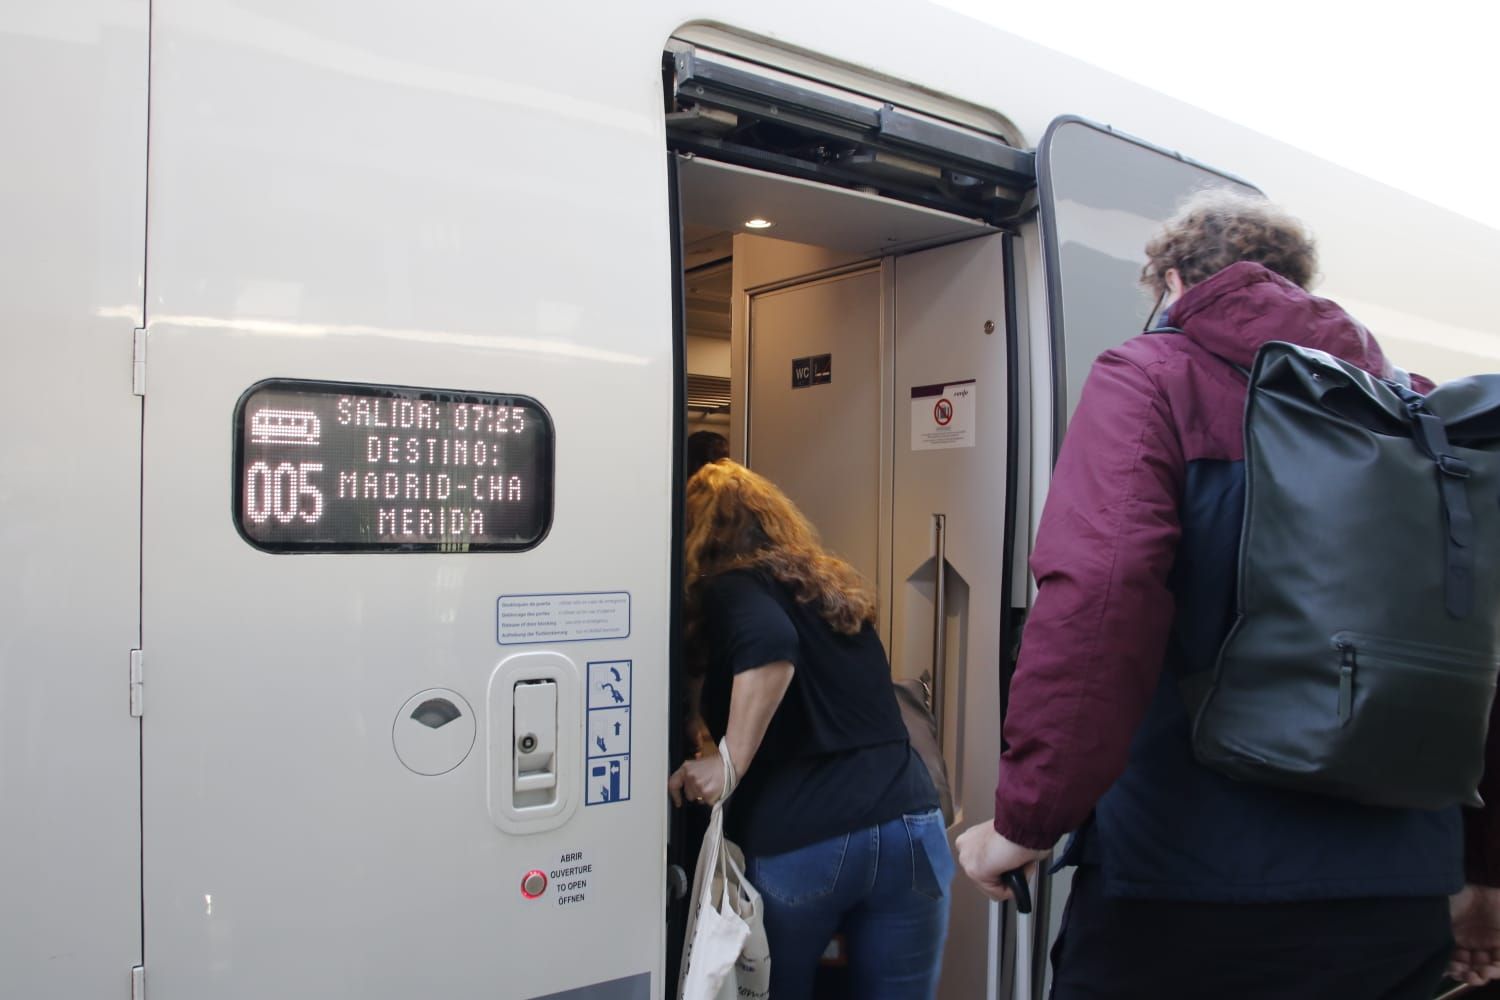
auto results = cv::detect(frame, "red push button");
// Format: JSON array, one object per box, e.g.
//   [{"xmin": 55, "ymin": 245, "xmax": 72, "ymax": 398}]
[{"xmin": 521, "ymin": 870, "xmax": 547, "ymax": 899}]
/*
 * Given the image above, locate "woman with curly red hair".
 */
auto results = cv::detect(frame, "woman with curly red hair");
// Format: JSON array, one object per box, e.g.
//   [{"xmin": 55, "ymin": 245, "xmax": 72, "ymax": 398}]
[{"xmin": 669, "ymin": 459, "xmax": 951, "ymax": 1000}]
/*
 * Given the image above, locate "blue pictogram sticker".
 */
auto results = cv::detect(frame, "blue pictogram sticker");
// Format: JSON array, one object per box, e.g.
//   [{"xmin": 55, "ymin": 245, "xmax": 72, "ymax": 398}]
[
  {"xmin": 585, "ymin": 661, "xmax": 631, "ymax": 806},
  {"xmin": 589, "ymin": 708, "xmax": 631, "ymax": 757},
  {"xmin": 587, "ymin": 756, "xmax": 630, "ymax": 806}
]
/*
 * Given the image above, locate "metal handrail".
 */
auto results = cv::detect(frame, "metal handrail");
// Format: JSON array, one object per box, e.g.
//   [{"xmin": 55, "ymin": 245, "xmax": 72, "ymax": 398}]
[{"xmin": 931, "ymin": 513, "xmax": 947, "ymax": 739}]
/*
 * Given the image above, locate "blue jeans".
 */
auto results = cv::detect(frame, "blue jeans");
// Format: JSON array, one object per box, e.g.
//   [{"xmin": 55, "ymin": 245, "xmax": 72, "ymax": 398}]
[{"xmin": 745, "ymin": 809, "xmax": 953, "ymax": 1000}]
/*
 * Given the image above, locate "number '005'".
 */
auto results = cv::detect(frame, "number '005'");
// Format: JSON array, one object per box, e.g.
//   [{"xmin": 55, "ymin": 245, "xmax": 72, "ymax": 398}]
[{"xmin": 246, "ymin": 461, "xmax": 324, "ymax": 524}]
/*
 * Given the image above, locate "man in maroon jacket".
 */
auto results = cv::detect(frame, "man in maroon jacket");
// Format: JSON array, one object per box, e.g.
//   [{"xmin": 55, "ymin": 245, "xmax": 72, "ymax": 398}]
[{"xmin": 956, "ymin": 190, "xmax": 1500, "ymax": 997}]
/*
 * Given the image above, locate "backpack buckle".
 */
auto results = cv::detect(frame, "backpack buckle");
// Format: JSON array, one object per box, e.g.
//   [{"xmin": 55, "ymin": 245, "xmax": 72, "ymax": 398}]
[{"xmin": 1438, "ymin": 454, "xmax": 1471, "ymax": 479}]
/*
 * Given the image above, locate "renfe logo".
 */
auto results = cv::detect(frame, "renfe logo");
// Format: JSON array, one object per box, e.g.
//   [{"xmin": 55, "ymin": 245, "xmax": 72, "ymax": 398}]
[{"xmin": 933, "ymin": 398, "xmax": 954, "ymax": 426}]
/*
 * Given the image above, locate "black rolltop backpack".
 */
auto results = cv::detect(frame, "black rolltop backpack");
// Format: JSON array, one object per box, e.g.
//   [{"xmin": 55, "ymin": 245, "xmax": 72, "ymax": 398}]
[{"xmin": 1187, "ymin": 341, "xmax": 1500, "ymax": 810}]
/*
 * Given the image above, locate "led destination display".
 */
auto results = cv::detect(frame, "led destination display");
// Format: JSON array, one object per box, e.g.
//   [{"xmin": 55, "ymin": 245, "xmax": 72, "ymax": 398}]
[{"xmin": 234, "ymin": 380, "xmax": 553, "ymax": 551}]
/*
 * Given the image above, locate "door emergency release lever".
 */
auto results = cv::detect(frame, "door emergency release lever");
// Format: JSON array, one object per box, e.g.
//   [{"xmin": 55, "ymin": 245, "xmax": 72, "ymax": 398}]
[{"xmin": 513, "ymin": 680, "xmax": 558, "ymax": 804}]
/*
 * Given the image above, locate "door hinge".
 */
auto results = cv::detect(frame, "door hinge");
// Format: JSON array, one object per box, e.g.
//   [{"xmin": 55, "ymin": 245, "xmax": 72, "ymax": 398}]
[
  {"xmin": 131, "ymin": 965, "xmax": 145, "ymax": 1000},
  {"xmin": 132, "ymin": 327, "xmax": 147, "ymax": 396},
  {"xmin": 129, "ymin": 649, "xmax": 144, "ymax": 718}
]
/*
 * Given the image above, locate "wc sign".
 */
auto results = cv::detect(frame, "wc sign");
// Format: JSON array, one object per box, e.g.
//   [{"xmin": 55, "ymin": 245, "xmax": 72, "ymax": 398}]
[
  {"xmin": 911, "ymin": 379, "xmax": 976, "ymax": 450},
  {"xmin": 791, "ymin": 353, "xmax": 833, "ymax": 389}
]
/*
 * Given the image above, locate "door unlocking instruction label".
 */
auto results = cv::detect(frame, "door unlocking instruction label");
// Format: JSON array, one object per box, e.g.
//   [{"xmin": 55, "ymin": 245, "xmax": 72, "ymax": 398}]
[
  {"xmin": 585, "ymin": 660, "xmax": 631, "ymax": 806},
  {"xmin": 497, "ymin": 592, "xmax": 631, "ymax": 645}
]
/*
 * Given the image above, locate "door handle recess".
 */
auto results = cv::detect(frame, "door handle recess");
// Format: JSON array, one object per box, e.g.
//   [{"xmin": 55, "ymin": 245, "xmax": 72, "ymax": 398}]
[
  {"xmin": 513, "ymin": 680, "xmax": 558, "ymax": 796},
  {"xmin": 487, "ymin": 651, "xmax": 581, "ymax": 835}
]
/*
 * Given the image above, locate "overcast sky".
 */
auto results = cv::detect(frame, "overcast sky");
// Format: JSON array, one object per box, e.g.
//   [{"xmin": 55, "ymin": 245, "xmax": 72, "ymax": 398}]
[{"xmin": 933, "ymin": 0, "xmax": 1500, "ymax": 231}]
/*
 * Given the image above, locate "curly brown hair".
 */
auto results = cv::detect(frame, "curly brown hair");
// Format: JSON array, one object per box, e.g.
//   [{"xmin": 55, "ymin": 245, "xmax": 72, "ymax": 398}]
[
  {"xmin": 1141, "ymin": 188, "xmax": 1318, "ymax": 295},
  {"xmin": 683, "ymin": 460, "xmax": 875, "ymax": 664}
]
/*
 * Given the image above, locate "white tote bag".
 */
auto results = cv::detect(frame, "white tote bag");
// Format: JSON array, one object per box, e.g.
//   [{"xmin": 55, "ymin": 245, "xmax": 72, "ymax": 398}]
[{"xmin": 678, "ymin": 745, "xmax": 770, "ymax": 1000}]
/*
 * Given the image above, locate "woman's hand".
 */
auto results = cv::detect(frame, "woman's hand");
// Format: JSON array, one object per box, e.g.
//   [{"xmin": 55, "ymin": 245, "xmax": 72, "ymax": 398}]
[
  {"xmin": 669, "ymin": 661, "xmax": 792, "ymax": 808},
  {"xmin": 684, "ymin": 714, "xmax": 714, "ymax": 758},
  {"xmin": 668, "ymin": 752, "xmax": 726, "ymax": 807}
]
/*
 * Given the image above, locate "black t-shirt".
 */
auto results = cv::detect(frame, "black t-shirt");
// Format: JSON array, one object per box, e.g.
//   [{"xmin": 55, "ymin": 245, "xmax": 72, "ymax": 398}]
[{"xmin": 699, "ymin": 569, "xmax": 938, "ymax": 856}]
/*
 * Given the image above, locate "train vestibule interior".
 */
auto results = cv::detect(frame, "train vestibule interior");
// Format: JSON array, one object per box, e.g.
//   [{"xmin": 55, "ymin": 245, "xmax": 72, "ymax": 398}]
[
  {"xmin": 664, "ymin": 31, "xmax": 1058, "ymax": 994},
  {"xmin": 672, "ymin": 153, "xmax": 1033, "ymax": 999}
]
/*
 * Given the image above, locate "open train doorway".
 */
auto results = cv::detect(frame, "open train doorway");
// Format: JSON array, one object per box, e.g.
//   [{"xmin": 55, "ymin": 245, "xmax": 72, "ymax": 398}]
[{"xmin": 665, "ymin": 33, "xmax": 1037, "ymax": 1000}]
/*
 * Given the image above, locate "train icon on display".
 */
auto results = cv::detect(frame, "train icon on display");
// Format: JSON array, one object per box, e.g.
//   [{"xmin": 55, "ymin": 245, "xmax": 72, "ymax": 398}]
[{"xmin": 250, "ymin": 408, "xmax": 322, "ymax": 446}]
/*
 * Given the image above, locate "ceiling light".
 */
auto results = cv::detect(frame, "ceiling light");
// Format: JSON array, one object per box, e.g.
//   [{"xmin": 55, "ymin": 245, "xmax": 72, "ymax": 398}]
[{"xmin": 743, "ymin": 218, "xmax": 774, "ymax": 230}]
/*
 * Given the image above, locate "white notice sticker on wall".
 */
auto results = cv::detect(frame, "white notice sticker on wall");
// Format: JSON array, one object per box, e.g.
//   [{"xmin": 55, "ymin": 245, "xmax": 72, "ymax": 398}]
[
  {"xmin": 497, "ymin": 592, "xmax": 631, "ymax": 645},
  {"xmin": 911, "ymin": 380, "xmax": 976, "ymax": 450}
]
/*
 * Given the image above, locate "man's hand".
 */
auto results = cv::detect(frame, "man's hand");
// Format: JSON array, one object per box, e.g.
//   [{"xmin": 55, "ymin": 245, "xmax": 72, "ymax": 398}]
[
  {"xmin": 1449, "ymin": 885, "xmax": 1500, "ymax": 986},
  {"xmin": 956, "ymin": 820, "xmax": 1051, "ymax": 903},
  {"xmin": 668, "ymin": 752, "xmax": 726, "ymax": 808}
]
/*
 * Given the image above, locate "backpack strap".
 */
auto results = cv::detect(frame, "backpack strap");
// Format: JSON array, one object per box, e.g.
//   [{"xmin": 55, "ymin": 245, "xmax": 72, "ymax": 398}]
[{"xmin": 1393, "ymin": 383, "xmax": 1476, "ymax": 618}]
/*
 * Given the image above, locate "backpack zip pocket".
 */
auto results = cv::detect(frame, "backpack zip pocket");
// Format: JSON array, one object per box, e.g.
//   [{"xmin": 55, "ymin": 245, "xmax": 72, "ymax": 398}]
[
  {"xmin": 1330, "ymin": 631, "xmax": 1495, "ymax": 676},
  {"xmin": 1329, "ymin": 630, "xmax": 1496, "ymax": 727},
  {"xmin": 1196, "ymin": 627, "xmax": 1497, "ymax": 808},
  {"xmin": 1319, "ymin": 630, "xmax": 1498, "ymax": 808}
]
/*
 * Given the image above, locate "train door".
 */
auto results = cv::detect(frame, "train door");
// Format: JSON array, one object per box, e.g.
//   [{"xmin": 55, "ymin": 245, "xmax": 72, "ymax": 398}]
[
  {"xmin": 1036, "ymin": 116, "xmax": 1260, "ymax": 435},
  {"xmin": 0, "ymin": 4, "xmax": 148, "ymax": 997},
  {"xmin": 135, "ymin": 15, "xmax": 669, "ymax": 1000},
  {"xmin": 675, "ymin": 161, "xmax": 1020, "ymax": 1000},
  {"xmin": 889, "ymin": 234, "xmax": 1013, "ymax": 1000},
  {"xmin": 667, "ymin": 35, "xmax": 1036, "ymax": 999},
  {"xmin": 1019, "ymin": 116, "xmax": 1260, "ymax": 999}
]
